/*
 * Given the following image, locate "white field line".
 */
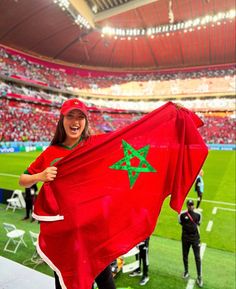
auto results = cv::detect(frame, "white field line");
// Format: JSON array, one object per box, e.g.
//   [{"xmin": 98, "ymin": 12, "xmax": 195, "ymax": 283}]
[
  {"xmin": 0, "ymin": 173, "xmax": 19, "ymax": 178},
  {"xmin": 212, "ymin": 207, "xmax": 218, "ymax": 214},
  {"xmin": 200, "ymin": 243, "xmax": 207, "ymax": 260},
  {"xmin": 212, "ymin": 206, "xmax": 236, "ymax": 214},
  {"xmin": 216, "ymin": 207, "xmax": 236, "ymax": 212},
  {"xmin": 206, "ymin": 220, "xmax": 213, "ymax": 232},
  {"xmin": 190, "ymin": 198, "xmax": 236, "ymax": 206},
  {"xmin": 186, "ymin": 278, "xmax": 195, "ymax": 289}
]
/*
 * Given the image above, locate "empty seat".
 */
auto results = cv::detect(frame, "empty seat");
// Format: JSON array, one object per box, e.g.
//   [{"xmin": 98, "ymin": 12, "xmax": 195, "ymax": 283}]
[
  {"xmin": 6, "ymin": 190, "xmax": 26, "ymax": 212},
  {"xmin": 3, "ymin": 223, "xmax": 27, "ymax": 253},
  {"xmin": 23, "ymin": 231, "xmax": 44, "ymax": 268}
]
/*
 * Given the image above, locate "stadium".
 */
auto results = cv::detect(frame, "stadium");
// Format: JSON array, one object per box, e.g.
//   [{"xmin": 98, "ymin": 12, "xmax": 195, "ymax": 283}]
[{"xmin": 0, "ymin": 1, "xmax": 235, "ymax": 289}]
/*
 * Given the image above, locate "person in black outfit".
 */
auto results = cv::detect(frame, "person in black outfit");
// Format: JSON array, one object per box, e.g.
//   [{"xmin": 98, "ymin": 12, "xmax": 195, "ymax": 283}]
[
  {"xmin": 195, "ymin": 169, "xmax": 204, "ymax": 210},
  {"xmin": 178, "ymin": 199, "xmax": 203, "ymax": 288},
  {"xmin": 129, "ymin": 237, "xmax": 150, "ymax": 286},
  {"xmin": 22, "ymin": 183, "xmax": 38, "ymax": 221}
]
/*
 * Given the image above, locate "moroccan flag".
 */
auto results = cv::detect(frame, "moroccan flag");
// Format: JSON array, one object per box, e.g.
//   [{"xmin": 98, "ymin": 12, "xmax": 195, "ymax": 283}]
[{"xmin": 33, "ymin": 102, "xmax": 208, "ymax": 289}]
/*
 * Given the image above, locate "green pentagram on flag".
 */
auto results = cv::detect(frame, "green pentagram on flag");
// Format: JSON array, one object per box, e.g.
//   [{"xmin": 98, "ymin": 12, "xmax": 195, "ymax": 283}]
[{"xmin": 110, "ymin": 140, "xmax": 157, "ymax": 189}]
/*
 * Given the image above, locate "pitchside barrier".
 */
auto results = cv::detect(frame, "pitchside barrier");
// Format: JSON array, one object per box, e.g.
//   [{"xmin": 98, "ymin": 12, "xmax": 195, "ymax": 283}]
[
  {"xmin": 207, "ymin": 144, "xmax": 236, "ymax": 150},
  {"xmin": 0, "ymin": 142, "xmax": 235, "ymax": 153},
  {"xmin": 0, "ymin": 141, "xmax": 49, "ymax": 153}
]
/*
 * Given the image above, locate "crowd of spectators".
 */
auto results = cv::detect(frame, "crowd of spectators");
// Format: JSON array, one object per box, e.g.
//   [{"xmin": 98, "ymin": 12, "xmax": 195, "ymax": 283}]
[
  {"xmin": 0, "ymin": 46, "xmax": 235, "ymax": 94},
  {"xmin": 0, "ymin": 98, "xmax": 140, "ymax": 141},
  {"xmin": 0, "ymin": 46, "xmax": 235, "ymax": 145},
  {"xmin": 86, "ymin": 97, "xmax": 236, "ymax": 112},
  {"xmin": 0, "ymin": 98, "xmax": 235, "ymax": 144},
  {"xmin": 199, "ymin": 115, "xmax": 235, "ymax": 144},
  {"xmin": 0, "ymin": 98, "xmax": 58, "ymax": 142},
  {"xmin": 0, "ymin": 47, "xmax": 69, "ymax": 90},
  {"xmin": 0, "ymin": 80, "xmax": 65, "ymax": 106},
  {"xmin": 1, "ymin": 75, "xmax": 235, "ymax": 113}
]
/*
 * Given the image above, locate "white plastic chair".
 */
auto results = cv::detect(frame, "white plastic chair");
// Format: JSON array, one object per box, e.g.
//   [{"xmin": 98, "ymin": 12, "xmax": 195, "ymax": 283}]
[
  {"xmin": 3, "ymin": 223, "xmax": 27, "ymax": 253},
  {"xmin": 6, "ymin": 190, "xmax": 26, "ymax": 211},
  {"xmin": 22, "ymin": 231, "xmax": 44, "ymax": 268},
  {"xmin": 122, "ymin": 246, "xmax": 140, "ymax": 273},
  {"xmin": 29, "ymin": 231, "xmax": 44, "ymax": 267}
]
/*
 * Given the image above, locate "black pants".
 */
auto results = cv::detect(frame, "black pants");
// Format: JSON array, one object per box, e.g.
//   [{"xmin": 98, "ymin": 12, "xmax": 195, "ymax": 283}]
[
  {"xmin": 25, "ymin": 198, "xmax": 33, "ymax": 218},
  {"xmin": 196, "ymin": 192, "xmax": 202, "ymax": 208},
  {"xmin": 182, "ymin": 237, "xmax": 201, "ymax": 277},
  {"xmin": 138, "ymin": 238, "xmax": 149, "ymax": 277},
  {"xmin": 54, "ymin": 265, "xmax": 116, "ymax": 289},
  {"xmin": 134, "ymin": 237, "xmax": 149, "ymax": 277}
]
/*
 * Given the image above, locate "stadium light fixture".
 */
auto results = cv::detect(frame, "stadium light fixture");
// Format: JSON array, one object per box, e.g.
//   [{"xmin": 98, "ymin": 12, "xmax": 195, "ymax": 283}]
[
  {"xmin": 55, "ymin": 0, "xmax": 69, "ymax": 9},
  {"xmin": 74, "ymin": 14, "xmax": 90, "ymax": 29},
  {"xmin": 53, "ymin": 0, "xmax": 91, "ymax": 30},
  {"xmin": 100, "ymin": 9, "xmax": 236, "ymax": 39}
]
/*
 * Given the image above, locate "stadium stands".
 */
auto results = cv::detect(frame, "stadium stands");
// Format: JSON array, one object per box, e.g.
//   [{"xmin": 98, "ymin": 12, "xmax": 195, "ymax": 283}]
[
  {"xmin": 199, "ymin": 115, "xmax": 235, "ymax": 144},
  {"xmin": 0, "ymin": 98, "xmax": 235, "ymax": 144},
  {"xmin": 0, "ymin": 98, "xmax": 58, "ymax": 142},
  {"xmin": 0, "ymin": 45, "xmax": 235, "ymax": 145},
  {"xmin": 0, "ymin": 46, "xmax": 235, "ymax": 98}
]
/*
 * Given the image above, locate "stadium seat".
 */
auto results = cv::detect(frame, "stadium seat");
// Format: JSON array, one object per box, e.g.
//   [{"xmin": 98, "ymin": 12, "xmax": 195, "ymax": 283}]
[
  {"xmin": 6, "ymin": 189, "xmax": 26, "ymax": 212},
  {"xmin": 3, "ymin": 223, "xmax": 27, "ymax": 253},
  {"xmin": 122, "ymin": 246, "xmax": 140, "ymax": 273},
  {"xmin": 23, "ymin": 231, "xmax": 44, "ymax": 268}
]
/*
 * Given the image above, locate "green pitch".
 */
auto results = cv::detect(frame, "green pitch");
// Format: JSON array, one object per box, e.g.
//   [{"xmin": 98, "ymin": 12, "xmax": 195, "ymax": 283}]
[{"xmin": 0, "ymin": 150, "xmax": 235, "ymax": 288}]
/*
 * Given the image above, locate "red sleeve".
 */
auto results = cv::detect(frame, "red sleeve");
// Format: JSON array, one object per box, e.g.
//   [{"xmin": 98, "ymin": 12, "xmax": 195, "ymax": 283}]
[
  {"xmin": 25, "ymin": 148, "xmax": 52, "ymax": 175},
  {"xmin": 26, "ymin": 153, "xmax": 46, "ymax": 175},
  {"xmin": 25, "ymin": 144, "xmax": 79, "ymax": 175}
]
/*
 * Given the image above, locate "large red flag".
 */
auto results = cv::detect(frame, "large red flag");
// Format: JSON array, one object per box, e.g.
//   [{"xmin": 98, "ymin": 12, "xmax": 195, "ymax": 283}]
[{"xmin": 33, "ymin": 102, "xmax": 208, "ymax": 289}]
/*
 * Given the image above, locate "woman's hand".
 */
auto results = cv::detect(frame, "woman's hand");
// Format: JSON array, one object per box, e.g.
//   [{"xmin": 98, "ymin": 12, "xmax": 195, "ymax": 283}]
[
  {"xmin": 19, "ymin": 166, "xmax": 58, "ymax": 188},
  {"xmin": 39, "ymin": 166, "xmax": 58, "ymax": 182}
]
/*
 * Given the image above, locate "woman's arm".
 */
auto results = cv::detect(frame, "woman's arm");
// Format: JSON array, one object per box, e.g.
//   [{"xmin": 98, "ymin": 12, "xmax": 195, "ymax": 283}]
[{"xmin": 19, "ymin": 166, "xmax": 58, "ymax": 188}]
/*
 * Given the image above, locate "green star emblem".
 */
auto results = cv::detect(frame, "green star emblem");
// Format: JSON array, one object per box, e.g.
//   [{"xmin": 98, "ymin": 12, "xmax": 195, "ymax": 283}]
[{"xmin": 110, "ymin": 140, "xmax": 156, "ymax": 189}]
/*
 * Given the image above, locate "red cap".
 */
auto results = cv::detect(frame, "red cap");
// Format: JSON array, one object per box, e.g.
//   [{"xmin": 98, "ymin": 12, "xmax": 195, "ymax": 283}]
[{"xmin": 60, "ymin": 98, "xmax": 88, "ymax": 116}]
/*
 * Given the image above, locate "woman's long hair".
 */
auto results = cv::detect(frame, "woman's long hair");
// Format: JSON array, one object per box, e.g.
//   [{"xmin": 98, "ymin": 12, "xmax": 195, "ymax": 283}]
[{"xmin": 50, "ymin": 114, "xmax": 90, "ymax": 146}]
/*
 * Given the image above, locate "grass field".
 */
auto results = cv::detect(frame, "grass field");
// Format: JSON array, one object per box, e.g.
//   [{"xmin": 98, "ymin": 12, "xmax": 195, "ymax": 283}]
[{"xmin": 0, "ymin": 150, "xmax": 235, "ymax": 289}]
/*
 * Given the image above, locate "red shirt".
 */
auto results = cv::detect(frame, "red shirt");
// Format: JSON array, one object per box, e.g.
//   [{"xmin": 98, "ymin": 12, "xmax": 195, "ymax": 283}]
[{"xmin": 25, "ymin": 143, "xmax": 81, "ymax": 175}]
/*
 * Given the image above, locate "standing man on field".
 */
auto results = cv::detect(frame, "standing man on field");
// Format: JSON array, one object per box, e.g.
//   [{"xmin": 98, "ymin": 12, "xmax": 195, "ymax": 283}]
[
  {"xmin": 129, "ymin": 237, "xmax": 150, "ymax": 286},
  {"xmin": 178, "ymin": 199, "xmax": 203, "ymax": 288},
  {"xmin": 22, "ymin": 183, "xmax": 38, "ymax": 222},
  {"xmin": 195, "ymin": 169, "xmax": 204, "ymax": 211}
]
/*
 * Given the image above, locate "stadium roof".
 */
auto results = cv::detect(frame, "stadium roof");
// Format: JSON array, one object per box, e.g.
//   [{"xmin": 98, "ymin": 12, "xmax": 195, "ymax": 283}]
[{"xmin": 0, "ymin": 0, "xmax": 235, "ymax": 71}]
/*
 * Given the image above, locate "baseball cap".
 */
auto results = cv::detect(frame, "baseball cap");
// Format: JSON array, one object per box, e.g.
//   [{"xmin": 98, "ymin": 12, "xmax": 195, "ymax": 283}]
[
  {"xmin": 60, "ymin": 98, "xmax": 88, "ymax": 117},
  {"xmin": 187, "ymin": 199, "xmax": 194, "ymax": 206}
]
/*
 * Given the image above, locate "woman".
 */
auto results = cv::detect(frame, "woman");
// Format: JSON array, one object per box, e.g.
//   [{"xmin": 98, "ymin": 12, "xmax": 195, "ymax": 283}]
[{"xmin": 19, "ymin": 98, "xmax": 116, "ymax": 289}]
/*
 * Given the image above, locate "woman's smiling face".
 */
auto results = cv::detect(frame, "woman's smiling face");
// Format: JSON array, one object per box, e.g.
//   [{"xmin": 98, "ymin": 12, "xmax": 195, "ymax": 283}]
[{"xmin": 63, "ymin": 109, "xmax": 86, "ymax": 145}]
